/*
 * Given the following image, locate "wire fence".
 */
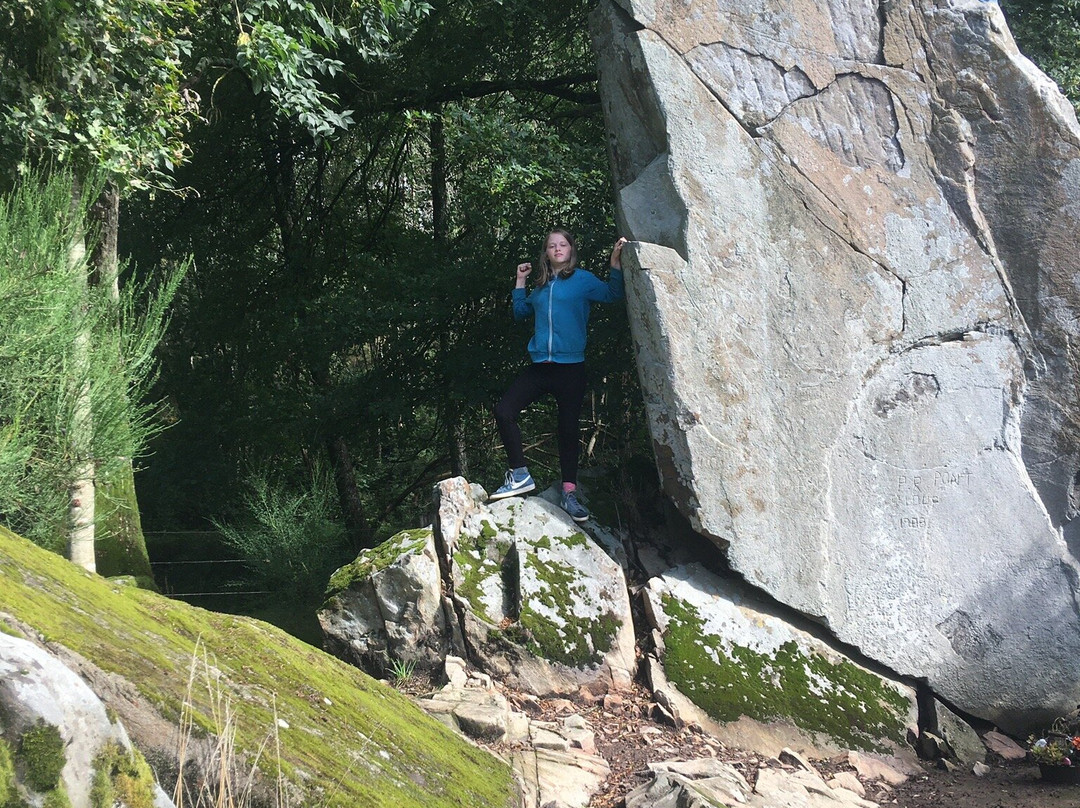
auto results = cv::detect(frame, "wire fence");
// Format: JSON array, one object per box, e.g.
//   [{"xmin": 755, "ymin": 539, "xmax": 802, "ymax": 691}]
[{"xmin": 146, "ymin": 532, "xmax": 270, "ymax": 597}]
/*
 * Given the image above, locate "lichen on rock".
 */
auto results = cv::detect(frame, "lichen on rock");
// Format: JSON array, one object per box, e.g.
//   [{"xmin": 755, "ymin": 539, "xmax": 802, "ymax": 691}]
[{"xmin": 646, "ymin": 564, "xmax": 917, "ymax": 753}]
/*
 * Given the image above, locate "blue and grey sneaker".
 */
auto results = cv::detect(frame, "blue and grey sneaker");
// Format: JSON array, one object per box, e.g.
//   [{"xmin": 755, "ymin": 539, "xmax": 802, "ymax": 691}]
[
  {"xmin": 560, "ymin": 490, "xmax": 589, "ymax": 522},
  {"xmin": 490, "ymin": 468, "xmax": 535, "ymax": 500}
]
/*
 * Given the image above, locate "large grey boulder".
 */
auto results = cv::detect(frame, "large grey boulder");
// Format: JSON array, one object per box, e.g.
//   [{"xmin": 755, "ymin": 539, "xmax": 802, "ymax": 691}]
[
  {"xmin": 0, "ymin": 631, "xmax": 173, "ymax": 808},
  {"xmin": 593, "ymin": 0, "xmax": 1080, "ymax": 731},
  {"xmin": 319, "ymin": 527, "xmax": 463, "ymax": 675}
]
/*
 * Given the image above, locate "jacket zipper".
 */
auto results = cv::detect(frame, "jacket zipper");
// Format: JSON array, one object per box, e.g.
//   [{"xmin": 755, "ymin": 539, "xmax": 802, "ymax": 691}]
[{"xmin": 547, "ymin": 276, "xmax": 555, "ymax": 361}]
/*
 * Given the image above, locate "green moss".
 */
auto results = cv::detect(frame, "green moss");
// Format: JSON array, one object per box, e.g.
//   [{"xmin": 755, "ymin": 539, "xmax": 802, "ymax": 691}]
[
  {"xmin": 0, "ymin": 739, "xmax": 15, "ymax": 805},
  {"xmin": 0, "ymin": 525, "xmax": 516, "ymax": 808},
  {"xmin": 661, "ymin": 595, "xmax": 910, "ymax": 751},
  {"xmin": 91, "ymin": 742, "xmax": 154, "ymax": 808},
  {"xmin": 41, "ymin": 787, "xmax": 69, "ymax": 808},
  {"xmin": 324, "ymin": 528, "xmax": 432, "ymax": 597},
  {"xmin": 452, "ymin": 525, "xmax": 512, "ymax": 625},
  {"xmin": 518, "ymin": 551, "xmax": 618, "ymax": 668},
  {"xmin": 18, "ymin": 721, "xmax": 64, "ymax": 792},
  {"xmin": 0, "ymin": 623, "xmax": 22, "ymax": 638},
  {"xmin": 95, "ymin": 463, "xmax": 154, "ymax": 583},
  {"xmin": 560, "ymin": 533, "xmax": 588, "ymax": 549}
]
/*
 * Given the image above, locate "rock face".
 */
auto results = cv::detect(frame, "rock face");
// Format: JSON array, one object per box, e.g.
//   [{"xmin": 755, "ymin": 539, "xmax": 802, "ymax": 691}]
[
  {"xmin": 0, "ymin": 631, "xmax": 173, "ymax": 808},
  {"xmin": 320, "ymin": 478, "xmax": 637, "ymax": 696},
  {"xmin": 624, "ymin": 758, "xmax": 878, "ymax": 808},
  {"xmin": 643, "ymin": 564, "xmax": 918, "ymax": 756},
  {"xmin": 593, "ymin": 0, "xmax": 1080, "ymax": 730}
]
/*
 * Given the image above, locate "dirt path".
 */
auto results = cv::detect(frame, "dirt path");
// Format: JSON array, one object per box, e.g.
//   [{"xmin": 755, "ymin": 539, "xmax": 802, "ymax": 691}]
[{"xmin": 510, "ymin": 683, "xmax": 1080, "ymax": 808}]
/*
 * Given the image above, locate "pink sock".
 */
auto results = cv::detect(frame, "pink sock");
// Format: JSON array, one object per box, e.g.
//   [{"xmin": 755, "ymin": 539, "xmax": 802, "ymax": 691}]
[{"xmin": 562, "ymin": 482, "xmax": 576, "ymax": 493}]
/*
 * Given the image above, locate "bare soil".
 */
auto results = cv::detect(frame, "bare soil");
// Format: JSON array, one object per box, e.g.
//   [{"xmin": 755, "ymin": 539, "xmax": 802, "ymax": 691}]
[{"xmin": 469, "ymin": 679, "xmax": 1080, "ymax": 808}]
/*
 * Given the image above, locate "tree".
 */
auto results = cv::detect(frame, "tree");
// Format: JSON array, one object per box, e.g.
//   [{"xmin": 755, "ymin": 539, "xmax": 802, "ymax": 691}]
[
  {"xmin": 0, "ymin": 0, "xmax": 425, "ymax": 571},
  {"xmin": 126, "ymin": 0, "xmax": 647, "ymax": 575},
  {"xmin": 1000, "ymin": 0, "xmax": 1080, "ymax": 110},
  {"xmin": 0, "ymin": 171, "xmax": 180, "ymax": 566}
]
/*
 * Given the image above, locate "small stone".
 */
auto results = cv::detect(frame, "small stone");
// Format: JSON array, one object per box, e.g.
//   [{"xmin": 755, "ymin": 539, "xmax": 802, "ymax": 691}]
[
  {"xmin": 548, "ymin": 698, "xmax": 576, "ymax": 714},
  {"xmin": 972, "ymin": 761, "xmax": 991, "ymax": 777},
  {"xmin": 827, "ymin": 771, "xmax": 865, "ymax": 797},
  {"xmin": 603, "ymin": 693, "xmax": 624, "ymax": 711},
  {"xmin": 576, "ymin": 686, "xmax": 602, "ymax": 704},
  {"xmin": 778, "ymin": 747, "xmax": 816, "ymax": 774},
  {"xmin": 936, "ymin": 758, "xmax": 957, "ymax": 772},
  {"xmin": 562, "ymin": 714, "xmax": 588, "ymax": 730},
  {"xmin": 650, "ymin": 702, "xmax": 678, "ymax": 727},
  {"xmin": 444, "ymin": 656, "xmax": 468, "ymax": 688},
  {"xmin": 847, "ymin": 751, "xmax": 911, "ymax": 786},
  {"xmin": 982, "ymin": 730, "xmax": 1027, "ymax": 761},
  {"xmin": 466, "ymin": 671, "xmax": 493, "ymax": 690}
]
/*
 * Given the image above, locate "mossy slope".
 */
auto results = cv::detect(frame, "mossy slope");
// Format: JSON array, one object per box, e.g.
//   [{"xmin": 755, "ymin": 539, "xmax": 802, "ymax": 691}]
[{"xmin": 0, "ymin": 526, "xmax": 516, "ymax": 808}]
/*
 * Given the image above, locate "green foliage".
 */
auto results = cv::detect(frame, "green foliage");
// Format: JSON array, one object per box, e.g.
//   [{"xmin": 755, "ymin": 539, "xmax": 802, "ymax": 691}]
[
  {"xmin": 41, "ymin": 787, "xmax": 69, "ymax": 808},
  {"xmin": 215, "ymin": 462, "xmax": 351, "ymax": 598},
  {"xmin": 0, "ymin": 0, "xmax": 198, "ymax": 187},
  {"xmin": 236, "ymin": 0, "xmax": 431, "ymax": 138},
  {"xmin": 1001, "ymin": 0, "xmax": 1080, "ymax": 112},
  {"xmin": 388, "ymin": 656, "xmax": 417, "ymax": 684},
  {"xmin": 124, "ymin": 0, "xmax": 650, "ymax": 612},
  {"xmin": 0, "ymin": 171, "xmax": 183, "ymax": 550},
  {"xmin": 90, "ymin": 742, "xmax": 154, "ymax": 808},
  {"xmin": 17, "ymin": 721, "xmax": 65, "ymax": 793},
  {"xmin": 0, "ymin": 738, "xmax": 14, "ymax": 805}
]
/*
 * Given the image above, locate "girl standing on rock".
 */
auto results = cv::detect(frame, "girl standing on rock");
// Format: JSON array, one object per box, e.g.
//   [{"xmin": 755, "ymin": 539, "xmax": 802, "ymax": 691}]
[{"xmin": 490, "ymin": 229, "xmax": 627, "ymax": 522}]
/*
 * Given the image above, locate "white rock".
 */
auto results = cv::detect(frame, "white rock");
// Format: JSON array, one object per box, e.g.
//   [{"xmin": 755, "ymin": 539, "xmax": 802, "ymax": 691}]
[{"xmin": 592, "ymin": 0, "xmax": 1080, "ymax": 732}]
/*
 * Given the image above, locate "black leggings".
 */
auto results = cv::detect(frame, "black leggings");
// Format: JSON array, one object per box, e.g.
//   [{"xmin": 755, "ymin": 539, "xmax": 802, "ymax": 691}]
[{"xmin": 494, "ymin": 362, "xmax": 587, "ymax": 484}]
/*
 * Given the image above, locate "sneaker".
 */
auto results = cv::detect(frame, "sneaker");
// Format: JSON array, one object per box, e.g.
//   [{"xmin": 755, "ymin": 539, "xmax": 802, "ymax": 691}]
[
  {"xmin": 490, "ymin": 469, "xmax": 535, "ymax": 500},
  {"xmin": 560, "ymin": 490, "xmax": 589, "ymax": 522}
]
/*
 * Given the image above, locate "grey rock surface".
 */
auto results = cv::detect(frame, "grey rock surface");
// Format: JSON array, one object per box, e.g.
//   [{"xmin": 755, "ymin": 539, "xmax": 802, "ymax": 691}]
[
  {"xmin": 321, "ymin": 478, "xmax": 636, "ymax": 696},
  {"xmin": 319, "ymin": 527, "xmax": 460, "ymax": 675},
  {"xmin": 624, "ymin": 758, "xmax": 877, "ymax": 808},
  {"xmin": 643, "ymin": 564, "xmax": 918, "ymax": 755},
  {"xmin": 933, "ymin": 700, "xmax": 986, "ymax": 766},
  {"xmin": 0, "ymin": 631, "xmax": 175, "ymax": 808},
  {"xmin": 593, "ymin": 0, "xmax": 1080, "ymax": 731}
]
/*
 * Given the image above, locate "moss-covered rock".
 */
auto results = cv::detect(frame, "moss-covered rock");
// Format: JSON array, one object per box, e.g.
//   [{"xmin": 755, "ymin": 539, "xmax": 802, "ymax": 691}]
[
  {"xmin": 90, "ymin": 742, "xmax": 155, "ymax": 808},
  {"xmin": 647, "ymin": 564, "xmax": 917, "ymax": 753},
  {"xmin": 518, "ymin": 534, "xmax": 618, "ymax": 668},
  {"xmin": 18, "ymin": 721, "xmax": 65, "ymax": 793},
  {"xmin": 0, "ymin": 738, "xmax": 15, "ymax": 805},
  {"xmin": 320, "ymin": 526, "xmax": 455, "ymax": 676},
  {"xmin": 325, "ymin": 528, "xmax": 432, "ymax": 597},
  {"xmin": 0, "ymin": 525, "xmax": 516, "ymax": 808}
]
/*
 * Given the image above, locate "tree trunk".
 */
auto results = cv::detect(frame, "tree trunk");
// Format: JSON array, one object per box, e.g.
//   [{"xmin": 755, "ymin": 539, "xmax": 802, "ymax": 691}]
[
  {"xmin": 68, "ymin": 179, "xmax": 96, "ymax": 572},
  {"xmin": 88, "ymin": 182, "xmax": 155, "ymax": 581},
  {"xmin": 326, "ymin": 435, "xmax": 369, "ymax": 550},
  {"xmin": 430, "ymin": 105, "xmax": 469, "ymax": 477}
]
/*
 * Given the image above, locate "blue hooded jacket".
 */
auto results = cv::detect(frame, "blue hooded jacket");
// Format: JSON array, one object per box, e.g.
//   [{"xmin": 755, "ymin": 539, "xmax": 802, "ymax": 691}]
[{"xmin": 512, "ymin": 267, "xmax": 624, "ymax": 363}]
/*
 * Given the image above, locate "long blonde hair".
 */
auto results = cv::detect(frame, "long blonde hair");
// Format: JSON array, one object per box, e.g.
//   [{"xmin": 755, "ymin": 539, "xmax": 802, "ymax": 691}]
[{"xmin": 535, "ymin": 228, "xmax": 578, "ymax": 288}]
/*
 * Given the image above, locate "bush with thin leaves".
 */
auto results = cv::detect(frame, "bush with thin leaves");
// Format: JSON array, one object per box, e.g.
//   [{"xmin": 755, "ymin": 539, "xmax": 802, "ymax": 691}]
[
  {"xmin": 0, "ymin": 171, "xmax": 183, "ymax": 551},
  {"xmin": 215, "ymin": 463, "xmax": 350, "ymax": 598}
]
